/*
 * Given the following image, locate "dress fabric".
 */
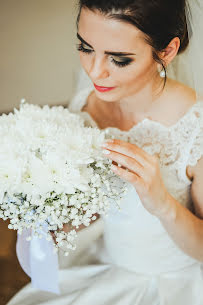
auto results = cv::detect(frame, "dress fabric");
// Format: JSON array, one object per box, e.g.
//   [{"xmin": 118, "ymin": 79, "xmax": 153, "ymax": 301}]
[{"xmin": 7, "ymin": 86, "xmax": 203, "ymax": 305}]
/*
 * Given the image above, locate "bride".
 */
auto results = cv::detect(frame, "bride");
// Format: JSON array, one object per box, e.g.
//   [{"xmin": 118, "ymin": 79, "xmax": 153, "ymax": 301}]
[{"xmin": 7, "ymin": 0, "xmax": 203, "ymax": 304}]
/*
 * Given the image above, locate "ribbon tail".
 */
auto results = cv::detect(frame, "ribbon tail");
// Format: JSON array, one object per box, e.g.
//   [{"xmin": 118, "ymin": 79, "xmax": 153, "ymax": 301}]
[
  {"xmin": 16, "ymin": 228, "xmax": 31, "ymax": 276},
  {"xmin": 16, "ymin": 226, "xmax": 60, "ymax": 294}
]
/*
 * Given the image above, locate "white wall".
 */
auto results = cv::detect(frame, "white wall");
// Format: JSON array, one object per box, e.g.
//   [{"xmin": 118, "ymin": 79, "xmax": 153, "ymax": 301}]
[{"xmin": 0, "ymin": 0, "xmax": 82, "ymax": 113}]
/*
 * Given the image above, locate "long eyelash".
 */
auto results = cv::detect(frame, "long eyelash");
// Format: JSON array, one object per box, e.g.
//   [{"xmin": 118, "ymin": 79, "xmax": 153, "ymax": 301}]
[
  {"xmin": 76, "ymin": 43, "xmax": 133, "ymax": 68},
  {"xmin": 76, "ymin": 43, "xmax": 93, "ymax": 54},
  {"xmin": 110, "ymin": 58, "xmax": 132, "ymax": 67}
]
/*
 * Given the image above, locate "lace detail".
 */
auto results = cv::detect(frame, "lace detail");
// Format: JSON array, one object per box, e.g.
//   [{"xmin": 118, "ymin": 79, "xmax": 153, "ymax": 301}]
[
  {"xmin": 186, "ymin": 109, "xmax": 203, "ymax": 167},
  {"xmin": 68, "ymin": 87, "xmax": 203, "ymax": 198}
]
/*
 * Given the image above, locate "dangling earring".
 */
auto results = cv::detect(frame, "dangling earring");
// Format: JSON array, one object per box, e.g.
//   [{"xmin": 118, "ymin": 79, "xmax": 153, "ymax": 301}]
[{"xmin": 157, "ymin": 64, "xmax": 166, "ymax": 78}]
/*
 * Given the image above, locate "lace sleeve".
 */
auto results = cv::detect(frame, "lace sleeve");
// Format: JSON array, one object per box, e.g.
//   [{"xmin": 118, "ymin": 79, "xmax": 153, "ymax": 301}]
[{"xmin": 186, "ymin": 104, "xmax": 203, "ymax": 167}]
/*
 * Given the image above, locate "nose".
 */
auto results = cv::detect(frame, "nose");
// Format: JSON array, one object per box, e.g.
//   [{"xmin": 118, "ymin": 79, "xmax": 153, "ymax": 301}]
[{"xmin": 89, "ymin": 55, "xmax": 109, "ymax": 81}]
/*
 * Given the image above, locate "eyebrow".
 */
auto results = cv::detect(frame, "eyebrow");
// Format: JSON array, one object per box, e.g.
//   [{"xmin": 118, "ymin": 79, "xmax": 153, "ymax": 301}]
[{"xmin": 77, "ymin": 33, "xmax": 136, "ymax": 56}]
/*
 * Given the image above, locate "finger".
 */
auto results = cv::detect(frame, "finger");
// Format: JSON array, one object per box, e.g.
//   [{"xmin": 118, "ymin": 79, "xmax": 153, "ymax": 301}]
[
  {"xmin": 102, "ymin": 139, "xmax": 152, "ymax": 169},
  {"xmin": 112, "ymin": 160, "xmax": 126, "ymax": 170},
  {"xmin": 103, "ymin": 150, "xmax": 148, "ymax": 180},
  {"xmin": 111, "ymin": 163, "xmax": 140, "ymax": 184}
]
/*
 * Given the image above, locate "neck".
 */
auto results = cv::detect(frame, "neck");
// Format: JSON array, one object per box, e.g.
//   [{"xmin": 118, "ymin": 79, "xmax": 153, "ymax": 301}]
[{"xmin": 117, "ymin": 76, "xmax": 170, "ymax": 122}]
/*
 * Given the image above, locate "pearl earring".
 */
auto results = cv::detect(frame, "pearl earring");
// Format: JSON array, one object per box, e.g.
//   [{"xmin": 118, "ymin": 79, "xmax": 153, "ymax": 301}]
[{"xmin": 157, "ymin": 64, "xmax": 166, "ymax": 78}]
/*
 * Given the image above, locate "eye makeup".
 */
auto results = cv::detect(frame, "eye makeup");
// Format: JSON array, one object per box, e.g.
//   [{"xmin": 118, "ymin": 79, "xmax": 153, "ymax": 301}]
[{"xmin": 76, "ymin": 43, "xmax": 133, "ymax": 68}]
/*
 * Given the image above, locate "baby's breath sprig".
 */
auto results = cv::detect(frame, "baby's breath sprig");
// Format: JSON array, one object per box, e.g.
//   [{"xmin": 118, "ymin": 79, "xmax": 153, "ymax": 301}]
[{"xmin": 0, "ymin": 101, "xmax": 130, "ymax": 256}]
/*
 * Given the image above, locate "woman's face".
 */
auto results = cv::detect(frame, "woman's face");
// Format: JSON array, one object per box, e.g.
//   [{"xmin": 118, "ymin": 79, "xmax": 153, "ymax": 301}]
[{"xmin": 77, "ymin": 8, "xmax": 160, "ymax": 102}]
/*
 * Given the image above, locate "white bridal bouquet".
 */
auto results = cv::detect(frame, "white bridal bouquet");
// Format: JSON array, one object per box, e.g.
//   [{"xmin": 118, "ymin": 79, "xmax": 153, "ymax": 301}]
[{"xmin": 0, "ymin": 99, "xmax": 129, "ymax": 257}]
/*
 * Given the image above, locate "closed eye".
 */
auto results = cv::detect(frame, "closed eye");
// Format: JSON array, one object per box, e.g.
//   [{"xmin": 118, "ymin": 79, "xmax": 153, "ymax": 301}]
[
  {"xmin": 76, "ymin": 43, "xmax": 133, "ymax": 68},
  {"xmin": 76, "ymin": 43, "xmax": 93, "ymax": 54}
]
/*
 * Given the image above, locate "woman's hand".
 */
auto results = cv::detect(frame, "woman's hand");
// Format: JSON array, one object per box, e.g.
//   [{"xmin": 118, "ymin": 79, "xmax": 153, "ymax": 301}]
[{"xmin": 102, "ymin": 139, "xmax": 172, "ymax": 218}]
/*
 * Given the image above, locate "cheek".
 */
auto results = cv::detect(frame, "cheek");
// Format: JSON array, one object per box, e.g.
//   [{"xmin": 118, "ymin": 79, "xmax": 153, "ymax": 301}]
[
  {"xmin": 79, "ymin": 53, "xmax": 86, "ymax": 66},
  {"xmin": 79, "ymin": 53, "xmax": 91, "ymax": 72},
  {"xmin": 116, "ymin": 57, "xmax": 156, "ymax": 95}
]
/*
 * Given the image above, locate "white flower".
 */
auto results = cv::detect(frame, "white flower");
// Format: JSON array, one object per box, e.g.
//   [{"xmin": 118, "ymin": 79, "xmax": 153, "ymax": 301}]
[{"xmin": 0, "ymin": 101, "xmax": 128, "ymax": 257}]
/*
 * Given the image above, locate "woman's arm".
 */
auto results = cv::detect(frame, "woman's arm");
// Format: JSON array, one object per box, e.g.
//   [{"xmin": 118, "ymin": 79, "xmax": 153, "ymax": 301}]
[
  {"xmin": 101, "ymin": 138, "xmax": 203, "ymax": 262},
  {"xmin": 159, "ymin": 176, "xmax": 203, "ymax": 262}
]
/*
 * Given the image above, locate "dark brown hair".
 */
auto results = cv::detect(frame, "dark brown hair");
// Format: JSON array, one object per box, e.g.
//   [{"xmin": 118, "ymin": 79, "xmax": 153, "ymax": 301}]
[{"xmin": 76, "ymin": 0, "xmax": 189, "ymax": 88}]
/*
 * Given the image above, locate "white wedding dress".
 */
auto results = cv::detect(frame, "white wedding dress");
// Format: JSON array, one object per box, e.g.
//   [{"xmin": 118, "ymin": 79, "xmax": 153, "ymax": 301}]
[{"xmin": 7, "ymin": 86, "xmax": 203, "ymax": 305}]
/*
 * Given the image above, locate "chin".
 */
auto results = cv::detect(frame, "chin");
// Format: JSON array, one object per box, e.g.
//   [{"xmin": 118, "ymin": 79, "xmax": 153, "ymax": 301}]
[{"xmin": 94, "ymin": 90, "xmax": 121, "ymax": 103}]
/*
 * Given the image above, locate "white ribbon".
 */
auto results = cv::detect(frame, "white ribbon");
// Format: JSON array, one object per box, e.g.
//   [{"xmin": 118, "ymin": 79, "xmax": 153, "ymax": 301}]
[{"xmin": 16, "ymin": 224, "xmax": 60, "ymax": 294}]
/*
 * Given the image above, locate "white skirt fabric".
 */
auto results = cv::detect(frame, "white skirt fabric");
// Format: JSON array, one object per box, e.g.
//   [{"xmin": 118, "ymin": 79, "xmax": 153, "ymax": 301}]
[
  {"xmin": 6, "ymin": 187, "xmax": 203, "ymax": 305},
  {"xmin": 6, "ymin": 255, "xmax": 203, "ymax": 305}
]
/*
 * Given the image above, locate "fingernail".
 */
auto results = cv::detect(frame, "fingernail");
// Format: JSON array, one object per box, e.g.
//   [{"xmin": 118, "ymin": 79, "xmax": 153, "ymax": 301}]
[
  {"xmin": 102, "ymin": 142, "xmax": 109, "ymax": 147},
  {"xmin": 102, "ymin": 139, "xmax": 114, "ymax": 146},
  {"xmin": 102, "ymin": 149, "xmax": 111, "ymax": 155}
]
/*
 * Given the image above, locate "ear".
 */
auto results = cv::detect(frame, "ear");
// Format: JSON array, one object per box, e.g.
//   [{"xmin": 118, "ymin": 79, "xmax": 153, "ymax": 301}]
[{"xmin": 159, "ymin": 37, "xmax": 180, "ymax": 67}]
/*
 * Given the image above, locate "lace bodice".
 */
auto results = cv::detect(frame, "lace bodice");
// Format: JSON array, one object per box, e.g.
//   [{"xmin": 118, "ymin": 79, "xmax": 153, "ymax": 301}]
[{"xmin": 68, "ymin": 86, "xmax": 203, "ymax": 211}]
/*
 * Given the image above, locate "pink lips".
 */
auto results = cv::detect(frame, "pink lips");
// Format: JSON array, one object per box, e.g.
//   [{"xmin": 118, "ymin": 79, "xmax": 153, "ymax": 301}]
[{"xmin": 94, "ymin": 83, "xmax": 116, "ymax": 92}]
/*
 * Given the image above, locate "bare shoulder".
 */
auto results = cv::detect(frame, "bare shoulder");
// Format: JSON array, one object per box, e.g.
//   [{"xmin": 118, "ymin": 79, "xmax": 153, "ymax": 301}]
[{"xmin": 168, "ymin": 78, "xmax": 197, "ymax": 108}]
